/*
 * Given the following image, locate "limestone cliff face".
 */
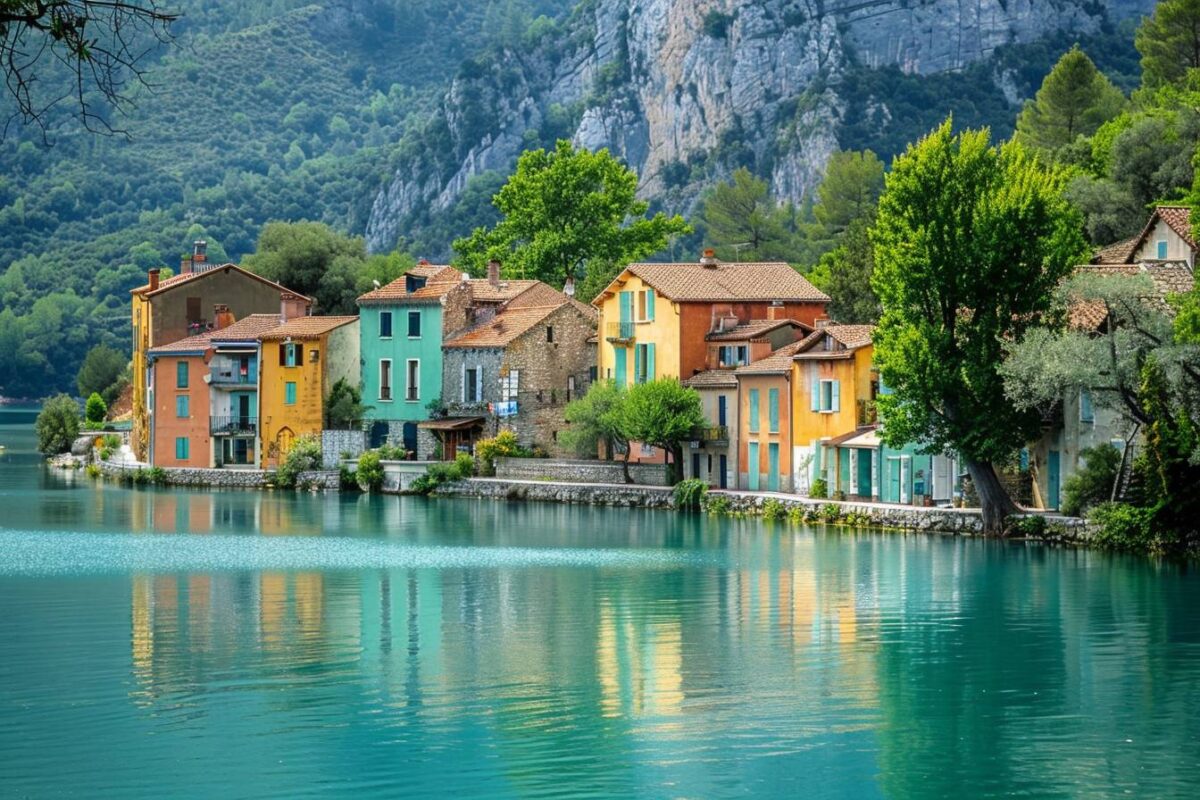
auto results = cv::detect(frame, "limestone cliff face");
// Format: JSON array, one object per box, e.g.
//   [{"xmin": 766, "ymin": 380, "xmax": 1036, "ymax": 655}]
[{"xmin": 366, "ymin": 0, "xmax": 1153, "ymax": 252}]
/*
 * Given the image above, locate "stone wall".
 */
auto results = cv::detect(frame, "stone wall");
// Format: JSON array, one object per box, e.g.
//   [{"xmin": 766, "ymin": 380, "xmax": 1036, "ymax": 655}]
[
  {"xmin": 435, "ymin": 477, "xmax": 677, "ymax": 508},
  {"xmin": 322, "ymin": 429, "xmax": 366, "ymax": 468},
  {"xmin": 98, "ymin": 461, "xmax": 340, "ymax": 490},
  {"xmin": 495, "ymin": 457, "xmax": 670, "ymax": 486}
]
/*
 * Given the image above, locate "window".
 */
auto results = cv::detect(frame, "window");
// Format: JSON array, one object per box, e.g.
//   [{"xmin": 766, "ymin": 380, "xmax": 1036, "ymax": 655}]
[
  {"xmin": 719, "ymin": 345, "xmax": 748, "ymax": 367},
  {"xmin": 280, "ymin": 343, "xmax": 299, "ymax": 367},
  {"xmin": 408, "ymin": 311, "xmax": 421, "ymax": 338},
  {"xmin": 463, "ymin": 365, "xmax": 482, "ymax": 403},
  {"xmin": 718, "ymin": 395, "xmax": 727, "ymax": 427},
  {"xmin": 176, "ymin": 361, "xmax": 189, "ymax": 388},
  {"xmin": 379, "ymin": 359, "xmax": 393, "ymax": 401},
  {"xmin": 567, "ymin": 375, "xmax": 576, "ymax": 401},
  {"xmin": 309, "ymin": 348, "xmax": 319, "ymax": 364},
  {"xmin": 811, "ymin": 379, "xmax": 841, "ymax": 413},
  {"xmin": 824, "ymin": 335, "xmax": 835, "ymax": 351},
  {"xmin": 1080, "ymin": 388, "xmax": 1095, "ymax": 424},
  {"xmin": 176, "ymin": 395, "xmax": 189, "ymax": 418},
  {"xmin": 768, "ymin": 388, "xmax": 779, "ymax": 433},
  {"xmin": 546, "ymin": 325, "xmax": 554, "ymax": 343},
  {"xmin": 1157, "ymin": 239, "xmax": 1168, "ymax": 260},
  {"xmin": 748, "ymin": 389, "xmax": 760, "ymax": 433},
  {"xmin": 501, "ymin": 370, "xmax": 520, "ymax": 402},
  {"xmin": 379, "ymin": 311, "xmax": 393, "ymax": 338},
  {"xmin": 175, "ymin": 437, "xmax": 190, "ymax": 460},
  {"xmin": 406, "ymin": 359, "xmax": 420, "ymax": 401},
  {"xmin": 635, "ymin": 288, "xmax": 656, "ymax": 322},
  {"xmin": 635, "ymin": 343, "xmax": 655, "ymax": 383},
  {"xmin": 285, "ymin": 381, "xmax": 297, "ymax": 405}
]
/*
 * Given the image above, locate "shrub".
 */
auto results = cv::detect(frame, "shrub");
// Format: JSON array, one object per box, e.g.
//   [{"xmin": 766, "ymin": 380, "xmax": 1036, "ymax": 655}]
[
  {"xmin": 99, "ymin": 447, "xmax": 113, "ymax": 461},
  {"xmin": 145, "ymin": 467, "xmax": 168, "ymax": 486},
  {"xmin": 673, "ymin": 478, "xmax": 708, "ymax": 511},
  {"xmin": 411, "ymin": 456, "xmax": 474, "ymax": 495},
  {"xmin": 703, "ymin": 494, "xmax": 733, "ymax": 516},
  {"xmin": 377, "ymin": 443, "xmax": 409, "ymax": 460},
  {"xmin": 1089, "ymin": 502, "xmax": 1157, "ymax": 552},
  {"xmin": 1061, "ymin": 443, "xmax": 1122, "ymax": 517},
  {"xmin": 455, "ymin": 452, "xmax": 476, "ymax": 478},
  {"xmin": 474, "ymin": 431, "xmax": 529, "ymax": 476},
  {"xmin": 339, "ymin": 465, "xmax": 358, "ymax": 490},
  {"xmin": 788, "ymin": 506, "xmax": 806, "ymax": 525},
  {"xmin": 85, "ymin": 464, "xmax": 101, "ymax": 478},
  {"xmin": 762, "ymin": 499, "xmax": 786, "ymax": 521},
  {"xmin": 102, "ymin": 434, "xmax": 121, "ymax": 450},
  {"xmin": 35, "ymin": 394, "xmax": 81, "ymax": 455},
  {"xmin": 84, "ymin": 393, "xmax": 108, "ymax": 425},
  {"xmin": 357, "ymin": 450, "xmax": 384, "ymax": 492},
  {"xmin": 276, "ymin": 436, "xmax": 322, "ymax": 488},
  {"xmin": 843, "ymin": 512, "xmax": 872, "ymax": 527},
  {"xmin": 1006, "ymin": 515, "xmax": 1047, "ymax": 538},
  {"xmin": 809, "ymin": 477, "xmax": 828, "ymax": 499},
  {"xmin": 818, "ymin": 504, "xmax": 842, "ymax": 523}
]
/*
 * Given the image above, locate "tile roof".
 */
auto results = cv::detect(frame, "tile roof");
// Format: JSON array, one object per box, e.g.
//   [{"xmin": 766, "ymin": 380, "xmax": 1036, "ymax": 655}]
[
  {"xmin": 468, "ymin": 278, "xmax": 540, "ymax": 303},
  {"xmin": 259, "ymin": 316, "xmax": 358, "ymax": 340},
  {"xmin": 735, "ymin": 340, "xmax": 807, "ymax": 375},
  {"xmin": 356, "ymin": 266, "xmax": 464, "ymax": 305},
  {"xmin": 443, "ymin": 305, "xmax": 561, "ymax": 348},
  {"xmin": 682, "ymin": 369, "xmax": 739, "ymax": 388},
  {"xmin": 705, "ymin": 318, "xmax": 806, "ymax": 342},
  {"xmin": 1068, "ymin": 262, "xmax": 1196, "ymax": 330},
  {"xmin": 132, "ymin": 263, "xmax": 311, "ymax": 302},
  {"xmin": 793, "ymin": 324, "xmax": 875, "ymax": 356},
  {"xmin": 599, "ymin": 261, "xmax": 830, "ymax": 304},
  {"xmin": 1154, "ymin": 205, "xmax": 1195, "ymax": 248},
  {"xmin": 210, "ymin": 314, "xmax": 287, "ymax": 342},
  {"xmin": 1092, "ymin": 237, "xmax": 1139, "ymax": 265},
  {"xmin": 147, "ymin": 329, "xmax": 219, "ymax": 355}
]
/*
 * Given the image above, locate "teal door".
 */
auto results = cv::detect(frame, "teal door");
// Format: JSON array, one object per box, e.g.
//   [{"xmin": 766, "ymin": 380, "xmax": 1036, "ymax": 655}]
[
  {"xmin": 839, "ymin": 449, "xmax": 850, "ymax": 495},
  {"xmin": 1048, "ymin": 450, "xmax": 1061, "ymax": 509},
  {"xmin": 767, "ymin": 443, "xmax": 780, "ymax": 491},
  {"xmin": 614, "ymin": 347, "xmax": 627, "ymax": 386},
  {"xmin": 856, "ymin": 450, "xmax": 872, "ymax": 497},
  {"xmin": 887, "ymin": 457, "xmax": 901, "ymax": 503},
  {"xmin": 747, "ymin": 442, "xmax": 760, "ymax": 490}
]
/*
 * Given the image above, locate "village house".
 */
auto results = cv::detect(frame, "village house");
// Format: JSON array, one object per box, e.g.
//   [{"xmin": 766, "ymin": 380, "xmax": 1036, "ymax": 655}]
[
  {"xmin": 432, "ymin": 281, "xmax": 596, "ymax": 459},
  {"xmin": 735, "ymin": 340, "xmax": 804, "ymax": 491},
  {"xmin": 205, "ymin": 314, "xmax": 288, "ymax": 468},
  {"xmin": 592, "ymin": 251, "xmax": 829, "ymax": 466},
  {"xmin": 258, "ymin": 316, "xmax": 360, "ymax": 467},
  {"xmin": 129, "ymin": 240, "xmax": 311, "ymax": 460}
]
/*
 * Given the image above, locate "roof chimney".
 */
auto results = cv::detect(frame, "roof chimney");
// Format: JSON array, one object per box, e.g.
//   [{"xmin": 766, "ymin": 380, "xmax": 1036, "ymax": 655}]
[
  {"xmin": 280, "ymin": 292, "xmax": 309, "ymax": 322},
  {"xmin": 767, "ymin": 301, "xmax": 784, "ymax": 321},
  {"xmin": 815, "ymin": 316, "xmax": 830, "ymax": 329},
  {"xmin": 148, "ymin": 268, "xmax": 160, "ymax": 292},
  {"xmin": 213, "ymin": 304, "xmax": 235, "ymax": 330},
  {"xmin": 487, "ymin": 259, "xmax": 501, "ymax": 287},
  {"xmin": 193, "ymin": 240, "xmax": 207, "ymax": 265},
  {"xmin": 563, "ymin": 276, "xmax": 576, "ymax": 298},
  {"xmin": 417, "ymin": 257, "xmax": 430, "ymax": 265},
  {"xmin": 700, "ymin": 248, "xmax": 719, "ymax": 268},
  {"xmin": 180, "ymin": 255, "xmax": 192, "ymax": 275}
]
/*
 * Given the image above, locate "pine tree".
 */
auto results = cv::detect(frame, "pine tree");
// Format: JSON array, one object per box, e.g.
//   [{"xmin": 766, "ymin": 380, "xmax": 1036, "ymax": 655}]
[
  {"xmin": 1015, "ymin": 46, "xmax": 1126, "ymax": 151},
  {"xmin": 1135, "ymin": 0, "xmax": 1200, "ymax": 88}
]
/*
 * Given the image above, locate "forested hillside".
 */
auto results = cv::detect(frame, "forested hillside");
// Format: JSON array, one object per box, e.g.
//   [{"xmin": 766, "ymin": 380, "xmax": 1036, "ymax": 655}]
[{"xmin": 0, "ymin": 0, "xmax": 1149, "ymax": 398}]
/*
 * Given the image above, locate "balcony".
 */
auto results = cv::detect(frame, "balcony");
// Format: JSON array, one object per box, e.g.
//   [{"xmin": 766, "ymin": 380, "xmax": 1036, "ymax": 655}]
[
  {"xmin": 210, "ymin": 415, "xmax": 258, "ymax": 435},
  {"xmin": 209, "ymin": 367, "xmax": 255, "ymax": 387},
  {"xmin": 695, "ymin": 425, "xmax": 730, "ymax": 447},
  {"xmin": 605, "ymin": 320, "xmax": 635, "ymax": 342}
]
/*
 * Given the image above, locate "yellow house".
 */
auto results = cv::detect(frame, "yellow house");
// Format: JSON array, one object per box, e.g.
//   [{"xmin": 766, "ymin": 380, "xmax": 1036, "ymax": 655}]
[
  {"xmin": 789, "ymin": 325, "xmax": 876, "ymax": 494},
  {"xmin": 258, "ymin": 316, "xmax": 360, "ymax": 467}
]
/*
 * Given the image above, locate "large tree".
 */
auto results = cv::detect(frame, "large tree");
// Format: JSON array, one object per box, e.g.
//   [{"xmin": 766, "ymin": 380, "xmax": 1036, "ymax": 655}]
[
  {"xmin": 871, "ymin": 120, "xmax": 1087, "ymax": 533},
  {"xmin": 76, "ymin": 343, "xmax": 126, "ymax": 402},
  {"xmin": 813, "ymin": 149, "xmax": 885, "ymax": 235},
  {"xmin": 1135, "ymin": 0, "xmax": 1200, "ymax": 88},
  {"xmin": 0, "ymin": 1, "xmax": 178, "ymax": 135},
  {"xmin": 700, "ymin": 167, "xmax": 797, "ymax": 261},
  {"xmin": 561, "ymin": 380, "xmax": 630, "ymax": 477},
  {"xmin": 808, "ymin": 216, "xmax": 879, "ymax": 324},
  {"xmin": 1015, "ymin": 46, "xmax": 1126, "ymax": 152},
  {"xmin": 454, "ymin": 140, "xmax": 689, "ymax": 288},
  {"xmin": 618, "ymin": 379, "xmax": 705, "ymax": 485}
]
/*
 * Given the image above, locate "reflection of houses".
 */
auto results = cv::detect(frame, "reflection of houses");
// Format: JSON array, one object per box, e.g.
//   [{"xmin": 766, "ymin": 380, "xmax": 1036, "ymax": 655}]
[
  {"xmin": 258, "ymin": 316, "xmax": 360, "ymax": 467},
  {"xmin": 130, "ymin": 240, "xmax": 311, "ymax": 460}
]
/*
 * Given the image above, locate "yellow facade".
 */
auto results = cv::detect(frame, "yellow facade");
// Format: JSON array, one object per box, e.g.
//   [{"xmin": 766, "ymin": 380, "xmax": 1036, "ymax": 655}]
[
  {"xmin": 131, "ymin": 294, "xmax": 151, "ymax": 457},
  {"xmin": 595, "ymin": 273, "xmax": 680, "ymax": 386},
  {"xmin": 259, "ymin": 338, "xmax": 326, "ymax": 467},
  {"xmin": 791, "ymin": 344, "xmax": 875, "ymax": 449}
]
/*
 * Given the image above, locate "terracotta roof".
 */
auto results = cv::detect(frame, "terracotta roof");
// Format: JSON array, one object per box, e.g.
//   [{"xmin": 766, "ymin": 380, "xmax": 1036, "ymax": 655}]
[
  {"xmin": 793, "ymin": 324, "xmax": 875, "ymax": 356},
  {"xmin": 357, "ymin": 266, "xmax": 464, "ymax": 305},
  {"xmin": 705, "ymin": 318, "xmax": 807, "ymax": 342},
  {"xmin": 683, "ymin": 369, "xmax": 739, "ymax": 388},
  {"xmin": 131, "ymin": 263, "xmax": 311, "ymax": 302},
  {"xmin": 826, "ymin": 425, "xmax": 879, "ymax": 447},
  {"xmin": 147, "ymin": 329, "xmax": 218, "ymax": 356},
  {"xmin": 210, "ymin": 314, "xmax": 287, "ymax": 342},
  {"xmin": 1154, "ymin": 206, "xmax": 1195, "ymax": 248},
  {"xmin": 1092, "ymin": 237, "xmax": 1139, "ymax": 265},
  {"xmin": 1068, "ymin": 262, "xmax": 1196, "ymax": 331},
  {"xmin": 259, "ymin": 316, "xmax": 358, "ymax": 341},
  {"xmin": 597, "ymin": 261, "xmax": 830, "ymax": 304},
  {"xmin": 735, "ymin": 340, "xmax": 807, "ymax": 375},
  {"xmin": 468, "ymin": 278, "xmax": 539, "ymax": 303},
  {"xmin": 443, "ymin": 305, "xmax": 561, "ymax": 348}
]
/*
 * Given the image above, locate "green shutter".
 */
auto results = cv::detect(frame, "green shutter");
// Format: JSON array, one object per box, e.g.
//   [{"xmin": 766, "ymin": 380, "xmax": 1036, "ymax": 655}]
[
  {"xmin": 748, "ymin": 389, "xmax": 759, "ymax": 433},
  {"xmin": 176, "ymin": 395, "xmax": 189, "ymax": 418},
  {"xmin": 810, "ymin": 375, "xmax": 820, "ymax": 411},
  {"xmin": 634, "ymin": 345, "xmax": 643, "ymax": 384},
  {"xmin": 175, "ymin": 436, "xmax": 189, "ymax": 460},
  {"xmin": 768, "ymin": 388, "xmax": 779, "ymax": 433},
  {"xmin": 614, "ymin": 348, "xmax": 627, "ymax": 386},
  {"xmin": 619, "ymin": 291, "xmax": 633, "ymax": 323},
  {"xmin": 285, "ymin": 381, "xmax": 297, "ymax": 405},
  {"xmin": 646, "ymin": 289, "xmax": 655, "ymax": 321},
  {"xmin": 176, "ymin": 361, "xmax": 188, "ymax": 388},
  {"xmin": 831, "ymin": 380, "xmax": 841, "ymax": 413},
  {"xmin": 747, "ymin": 442, "xmax": 760, "ymax": 490},
  {"xmin": 646, "ymin": 343, "xmax": 655, "ymax": 381}
]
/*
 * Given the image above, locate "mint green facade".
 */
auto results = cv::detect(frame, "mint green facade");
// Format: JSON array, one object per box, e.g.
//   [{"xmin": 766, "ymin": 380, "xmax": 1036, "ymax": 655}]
[
  {"xmin": 828, "ymin": 440, "xmax": 951, "ymax": 505},
  {"xmin": 359, "ymin": 303, "xmax": 444, "ymax": 425}
]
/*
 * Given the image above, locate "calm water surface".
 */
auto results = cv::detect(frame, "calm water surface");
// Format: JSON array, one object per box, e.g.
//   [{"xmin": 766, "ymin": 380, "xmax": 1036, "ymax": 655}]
[{"xmin": 2, "ymin": 406, "xmax": 1199, "ymax": 798}]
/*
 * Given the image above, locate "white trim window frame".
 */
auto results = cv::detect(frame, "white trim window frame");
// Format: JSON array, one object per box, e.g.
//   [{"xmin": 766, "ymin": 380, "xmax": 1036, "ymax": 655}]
[
  {"xmin": 405, "ymin": 358, "xmax": 420, "ymax": 402},
  {"xmin": 379, "ymin": 359, "xmax": 393, "ymax": 401}
]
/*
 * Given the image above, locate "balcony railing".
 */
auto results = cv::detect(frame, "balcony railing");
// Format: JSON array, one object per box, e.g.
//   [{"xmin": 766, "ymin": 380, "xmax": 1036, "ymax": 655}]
[
  {"xmin": 696, "ymin": 425, "xmax": 730, "ymax": 445},
  {"xmin": 210, "ymin": 415, "xmax": 258, "ymax": 435},
  {"xmin": 209, "ymin": 369, "xmax": 255, "ymax": 386},
  {"xmin": 605, "ymin": 320, "xmax": 635, "ymax": 341}
]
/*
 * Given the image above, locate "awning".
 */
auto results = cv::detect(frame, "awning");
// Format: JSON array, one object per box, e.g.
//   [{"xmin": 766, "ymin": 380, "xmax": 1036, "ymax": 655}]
[
  {"xmin": 825, "ymin": 426, "xmax": 881, "ymax": 448},
  {"xmin": 417, "ymin": 416, "xmax": 485, "ymax": 431}
]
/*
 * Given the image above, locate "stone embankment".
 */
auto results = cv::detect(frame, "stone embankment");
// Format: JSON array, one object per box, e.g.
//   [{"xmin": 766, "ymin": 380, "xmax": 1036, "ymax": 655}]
[{"xmin": 98, "ymin": 461, "xmax": 340, "ymax": 490}]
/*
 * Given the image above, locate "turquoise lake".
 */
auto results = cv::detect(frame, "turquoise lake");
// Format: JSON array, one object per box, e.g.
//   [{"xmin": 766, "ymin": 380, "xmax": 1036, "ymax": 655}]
[{"xmin": 2, "ymin": 405, "xmax": 1199, "ymax": 798}]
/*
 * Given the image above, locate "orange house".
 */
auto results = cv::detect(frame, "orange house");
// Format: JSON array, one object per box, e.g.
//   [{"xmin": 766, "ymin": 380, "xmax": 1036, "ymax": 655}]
[
  {"xmin": 146, "ymin": 330, "xmax": 220, "ymax": 469},
  {"xmin": 735, "ymin": 341, "xmax": 804, "ymax": 492}
]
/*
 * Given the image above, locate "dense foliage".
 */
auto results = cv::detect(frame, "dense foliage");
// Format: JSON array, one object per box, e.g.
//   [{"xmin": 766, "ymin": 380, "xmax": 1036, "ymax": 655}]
[
  {"xmin": 274, "ymin": 435, "xmax": 323, "ymax": 488},
  {"xmin": 618, "ymin": 379, "xmax": 705, "ymax": 485},
  {"xmin": 35, "ymin": 394, "xmax": 81, "ymax": 455}
]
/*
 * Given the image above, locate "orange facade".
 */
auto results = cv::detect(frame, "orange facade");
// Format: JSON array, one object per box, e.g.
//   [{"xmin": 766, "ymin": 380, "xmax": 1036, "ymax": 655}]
[
  {"xmin": 677, "ymin": 302, "xmax": 826, "ymax": 379},
  {"xmin": 151, "ymin": 354, "xmax": 212, "ymax": 468},
  {"xmin": 737, "ymin": 373, "xmax": 793, "ymax": 492}
]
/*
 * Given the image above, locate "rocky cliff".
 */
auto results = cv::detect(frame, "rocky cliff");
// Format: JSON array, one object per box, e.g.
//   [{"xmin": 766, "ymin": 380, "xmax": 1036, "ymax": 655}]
[{"xmin": 366, "ymin": 0, "xmax": 1154, "ymax": 253}]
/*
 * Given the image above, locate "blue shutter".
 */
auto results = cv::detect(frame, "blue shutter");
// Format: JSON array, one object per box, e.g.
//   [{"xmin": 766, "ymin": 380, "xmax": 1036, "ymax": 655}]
[
  {"xmin": 831, "ymin": 380, "xmax": 841, "ymax": 413},
  {"xmin": 646, "ymin": 343, "xmax": 655, "ymax": 381},
  {"xmin": 810, "ymin": 376, "xmax": 820, "ymax": 411},
  {"xmin": 176, "ymin": 395, "xmax": 189, "ymax": 418},
  {"xmin": 1157, "ymin": 240, "xmax": 1168, "ymax": 259},
  {"xmin": 634, "ymin": 345, "xmax": 643, "ymax": 384},
  {"xmin": 768, "ymin": 388, "xmax": 779, "ymax": 433},
  {"xmin": 176, "ymin": 361, "xmax": 188, "ymax": 388},
  {"xmin": 614, "ymin": 348, "xmax": 627, "ymax": 386},
  {"xmin": 749, "ymin": 389, "xmax": 759, "ymax": 433},
  {"xmin": 1080, "ymin": 389, "xmax": 1095, "ymax": 423},
  {"xmin": 285, "ymin": 381, "xmax": 297, "ymax": 405},
  {"xmin": 175, "ymin": 437, "xmax": 189, "ymax": 460},
  {"xmin": 646, "ymin": 289, "xmax": 655, "ymax": 321}
]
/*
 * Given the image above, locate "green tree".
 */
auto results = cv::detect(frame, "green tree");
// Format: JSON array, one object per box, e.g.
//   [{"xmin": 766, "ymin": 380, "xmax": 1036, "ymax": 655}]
[
  {"xmin": 813, "ymin": 150, "xmax": 886, "ymax": 235},
  {"xmin": 76, "ymin": 344, "xmax": 127, "ymax": 401},
  {"xmin": 453, "ymin": 140, "xmax": 689, "ymax": 288},
  {"xmin": 84, "ymin": 392, "xmax": 107, "ymax": 425},
  {"xmin": 35, "ymin": 394, "xmax": 81, "ymax": 455},
  {"xmin": 871, "ymin": 120, "xmax": 1087, "ymax": 533},
  {"xmin": 808, "ymin": 217, "xmax": 880, "ymax": 323},
  {"xmin": 243, "ymin": 221, "xmax": 368, "ymax": 314},
  {"xmin": 1135, "ymin": 0, "xmax": 1200, "ymax": 88},
  {"xmin": 618, "ymin": 379, "xmax": 705, "ymax": 485},
  {"xmin": 700, "ymin": 168, "xmax": 797, "ymax": 261},
  {"xmin": 561, "ymin": 380, "xmax": 630, "ymax": 474},
  {"xmin": 1015, "ymin": 46, "xmax": 1126, "ymax": 151},
  {"xmin": 325, "ymin": 378, "xmax": 368, "ymax": 428}
]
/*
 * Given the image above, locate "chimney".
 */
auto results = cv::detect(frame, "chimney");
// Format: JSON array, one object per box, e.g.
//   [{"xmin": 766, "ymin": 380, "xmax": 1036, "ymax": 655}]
[
  {"xmin": 180, "ymin": 255, "xmax": 192, "ymax": 275},
  {"xmin": 815, "ymin": 317, "xmax": 830, "ymax": 329},
  {"xmin": 280, "ymin": 292, "xmax": 309, "ymax": 322},
  {"xmin": 767, "ymin": 301, "xmax": 784, "ymax": 321},
  {"xmin": 487, "ymin": 259, "xmax": 501, "ymax": 287},
  {"xmin": 700, "ymin": 248, "xmax": 719, "ymax": 268},
  {"xmin": 213, "ymin": 304, "xmax": 235, "ymax": 330},
  {"xmin": 193, "ymin": 240, "xmax": 207, "ymax": 265},
  {"xmin": 563, "ymin": 276, "xmax": 576, "ymax": 298},
  {"xmin": 417, "ymin": 257, "xmax": 430, "ymax": 265},
  {"xmin": 148, "ymin": 268, "xmax": 160, "ymax": 292}
]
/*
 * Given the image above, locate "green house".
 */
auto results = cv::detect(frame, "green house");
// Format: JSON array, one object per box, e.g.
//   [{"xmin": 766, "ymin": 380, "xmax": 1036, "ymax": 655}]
[{"xmin": 356, "ymin": 264, "xmax": 470, "ymax": 456}]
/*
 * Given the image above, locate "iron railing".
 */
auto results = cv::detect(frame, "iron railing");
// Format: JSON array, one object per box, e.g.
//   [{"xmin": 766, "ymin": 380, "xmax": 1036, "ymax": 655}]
[
  {"xmin": 210, "ymin": 416, "xmax": 257, "ymax": 435},
  {"xmin": 605, "ymin": 321, "xmax": 635, "ymax": 341}
]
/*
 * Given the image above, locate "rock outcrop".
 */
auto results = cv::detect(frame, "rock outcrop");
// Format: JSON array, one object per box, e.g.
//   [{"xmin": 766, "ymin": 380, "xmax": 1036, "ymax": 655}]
[{"xmin": 366, "ymin": 0, "xmax": 1153, "ymax": 253}]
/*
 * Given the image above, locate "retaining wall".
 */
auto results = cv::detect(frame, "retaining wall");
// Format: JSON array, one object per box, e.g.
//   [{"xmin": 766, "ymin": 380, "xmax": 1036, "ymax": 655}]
[
  {"xmin": 98, "ymin": 461, "xmax": 340, "ymax": 490},
  {"xmin": 322, "ymin": 429, "xmax": 366, "ymax": 469},
  {"xmin": 495, "ymin": 457, "xmax": 670, "ymax": 486}
]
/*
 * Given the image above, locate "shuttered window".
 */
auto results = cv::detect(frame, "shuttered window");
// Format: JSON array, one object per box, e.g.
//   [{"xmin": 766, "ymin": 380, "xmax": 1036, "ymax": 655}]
[
  {"xmin": 176, "ymin": 395, "xmax": 189, "ymax": 418},
  {"xmin": 748, "ymin": 389, "xmax": 760, "ymax": 433},
  {"xmin": 768, "ymin": 388, "xmax": 779, "ymax": 433},
  {"xmin": 285, "ymin": 381, "xmax": 297, "ymax": 405},
  {"xmin": 379, "ymin": 312, "xmax": 393, "ymax": 338},
  {"xmin": 175, "ymin": 437, "xmax": 189, "ymax": 460},
  {"xmin": 176, "ymin": 361, "xmax": 188, "ymax": 388}
]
